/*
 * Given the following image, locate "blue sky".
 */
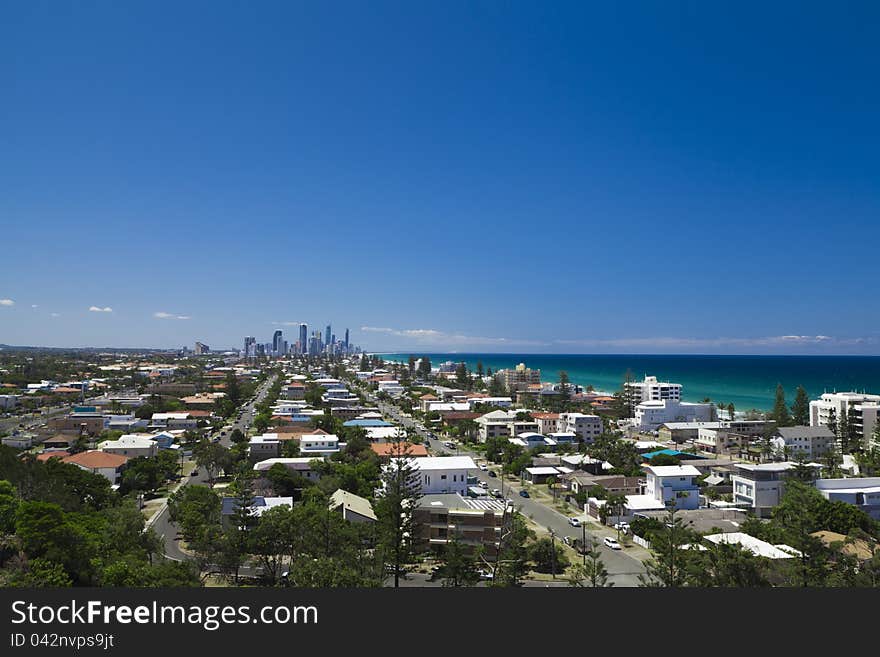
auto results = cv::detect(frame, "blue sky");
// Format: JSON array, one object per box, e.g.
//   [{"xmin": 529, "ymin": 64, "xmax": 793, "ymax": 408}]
[{"xmin": 1, "ymin": 2, "xmax": 878, "ymax": 354}]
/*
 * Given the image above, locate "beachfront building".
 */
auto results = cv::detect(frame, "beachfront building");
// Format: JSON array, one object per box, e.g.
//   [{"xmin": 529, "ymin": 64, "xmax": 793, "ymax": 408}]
[
  {"xmin": 810, "ymin": 391, "xmax": 880, "ymax": 448},
  {"xmin": 493, "ymin": 363, "xmax": 541, "ymax": 393},
  {"xmin": 634, "ymin": 400, "xmax": 714, "ymax": 431},
  {"xmin": 624, "ymin": 375, "xmax": 682, "ymax": 414},
  {"xmin": 413, "ymin": 494, "xmax": 507, "ymax": 557}
]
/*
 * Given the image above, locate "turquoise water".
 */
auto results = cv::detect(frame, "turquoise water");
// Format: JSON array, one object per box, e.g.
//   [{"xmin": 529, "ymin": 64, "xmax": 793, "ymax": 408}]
[{"xmin": 377, "ymin": 353, "xmax": 880, "ymax": 411}]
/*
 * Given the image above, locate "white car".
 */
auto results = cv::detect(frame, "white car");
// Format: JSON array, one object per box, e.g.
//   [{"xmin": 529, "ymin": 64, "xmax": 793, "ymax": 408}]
[
  {"xmin": 479, "ymin": 463, "xmax": 488, "ymax": 471},
  {"xmin": 613, "ymin": 522, "xmax": 630, "ymax": 534},
  {"xmin": 604, "ymin": 537, "xmax": 622, "ymax": 550},
  {"xmin": 478, "ymin": 481, "xmax": 489, "ymax": 489},
  {"xmin": 568, "ymin": 517, "xmax": 581, "ymax": 527}
]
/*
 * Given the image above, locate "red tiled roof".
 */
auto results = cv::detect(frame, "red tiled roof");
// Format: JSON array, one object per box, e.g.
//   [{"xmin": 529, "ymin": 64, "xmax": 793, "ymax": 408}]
[
  {"xmin": 36, "ymin": 451, "xmax": 70, "ymax": 462},
  {"xmin": 62, "ymin": 450, "xmax": 129, "ymax": 469},
  {"xmin": 370, "ymin": 442, "xmax": 429, "ymax": 458}
]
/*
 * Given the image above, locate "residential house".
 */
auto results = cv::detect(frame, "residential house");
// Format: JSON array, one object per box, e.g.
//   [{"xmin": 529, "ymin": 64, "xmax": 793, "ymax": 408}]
[
  {"xmin": 61, "ymin": 451, "xmax": 129, "ymax": 485},
  {"xmin": 329, "ymin": 490, "xmax": 376, "ymax": 523},
  {"xmin": 643, "ymin": 464, "xmax": 702, "ymax": 510}
]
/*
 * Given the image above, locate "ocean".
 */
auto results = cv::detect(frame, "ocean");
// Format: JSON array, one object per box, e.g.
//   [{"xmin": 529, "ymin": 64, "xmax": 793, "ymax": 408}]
[{"xmin": 376, "ymin": 353, "xmax": 880, "ymax": 411}]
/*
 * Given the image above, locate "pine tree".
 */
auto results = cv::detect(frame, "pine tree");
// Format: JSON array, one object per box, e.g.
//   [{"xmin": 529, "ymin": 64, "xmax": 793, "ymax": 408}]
[
  {"xmin": 791, "ymin": 385, "xmax": 810, "ymax": 426},
  {"xmin": 558, "ymin": 371, "xmax": 571, "ymax": 411},
  {"xmin": 638, "ymin": 502, "xmax": 693, "ymax": 587},
  {"xmin": 826, "ymin": 407, "xmax": 838, "ymax": 437},
  {"xmin": 476, "ymin": 361, "xmax": 484, "ymax": 378},
  {"xmin": 727, "ymin": 403, "xmax": 735, "ymax": 421},
  {"xmin": 375, "ymin": 436, "xmax": 423, "ymax": 587},
  {"xmin": 772, "ymin": 384, "xmax": 792, "ymax": 427}
]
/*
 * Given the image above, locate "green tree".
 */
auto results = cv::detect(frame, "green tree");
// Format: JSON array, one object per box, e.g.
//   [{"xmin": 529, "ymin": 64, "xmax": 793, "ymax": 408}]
[
  {"xmin": 493, "ymin": 513, "xmax": 533, "ymax": 587},
  {"xmin": 638, "ymin": 502, "xmax": 694, "ymax": 587},
  {"xmin": 375, "ymin": 440, "xmax": 423, "ymax": 587},
  {"xmin": 438, "ymin": 536, "xmax": 481, "ymax": 587},
  {"xmin": 791, "ymin": 385, "xmax": 810, "ymax": 426},
  {"xmin": 529, "ymin": 536, "xmax": 570, "ymax": 575},
  {"xmin": 772, "ymin": 384, "xmax": 792, "ymax": 427}
]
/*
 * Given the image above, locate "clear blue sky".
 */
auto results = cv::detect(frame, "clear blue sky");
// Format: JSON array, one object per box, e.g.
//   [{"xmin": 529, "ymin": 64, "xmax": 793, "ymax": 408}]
[{"xmin": 2, "ymin": 2, "xmax": 878, "ymax": 354}]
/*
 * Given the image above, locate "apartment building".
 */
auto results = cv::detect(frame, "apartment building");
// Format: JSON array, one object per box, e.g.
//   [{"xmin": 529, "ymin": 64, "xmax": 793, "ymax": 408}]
[
  {"xmin": 810, "ymin": 391, "xmax": 880, "ymax": 448},
  {"xmin": 624, "ymin": 375, "xmax": 682, "ymax": 413},
  {"xmin": 730, "ymin": 462, "xmax": 819, "ymax": 518},
  {"xmin": 475, "ymin": 409, "xmax": 539, "ymax": 442},
  {"xmin": 388, "ymin": 456, "xmax": 476, "ymax": 495},
  {"xmin": 635, "ymin": 400, "xmax": 715, "ymax": 431},
  {"xmin": 773, "ymin": 426, "xmax": 836, "ymax": 459},
  {"xmin": 814, "ymin": 477, "xmax": 880, "ymax": 521},
  {"xmin": 414, "ymin": 494, "xmax": 507, "ymax": 557},
  {"xmin": 559, "ymin": 412, "xmax": 603, "ymax": 444},
  {"xmin": 494, "ymin": 363, "xmax": 541, "ymax": 393}
]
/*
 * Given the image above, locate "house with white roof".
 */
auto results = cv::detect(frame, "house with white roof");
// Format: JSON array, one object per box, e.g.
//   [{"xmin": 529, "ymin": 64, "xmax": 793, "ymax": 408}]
[
  {"xmin": 299, "ymin": 433, "xmax": 341, "ymax": 456},
  {"xmin": 329, "ymin": 489, "xmax": 376, "ymax": 523},
  {"xmin": 248, "ymin": 434, "xmax": 282, "ymax": 460},
  {"xmin": 559, "ymin": 412, "xmax": 603, "ymax": 444},
  {"xmin": 387, "ymin": 456, "xmax": 476, "ymax": 495},
  {"xmin": 643, "ymin": 464, "xmax": 702, "ymax": 510},
  {"xmin": 814, "ymin": 477, "xmax": 880, "ymax": 521},
  {"xmin": 98, "ymin": 434, "xmax": 158, "ymax": 458},
  {"xmin": 703, "ymin": 532, "xmax": 800, "ymax": 559}
]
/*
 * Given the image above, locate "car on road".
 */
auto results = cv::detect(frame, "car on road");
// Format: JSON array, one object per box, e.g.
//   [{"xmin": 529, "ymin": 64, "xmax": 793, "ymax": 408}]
[
  {"xmin": 488, "ymin": 470, "xmax": 497, "ymax": 478},
  {"xmin": 478, "ymin": 463, "xmax": 488, "ymax": 471},
  {"xmin": 490, "ymin": 489, "xmax": 502, "ymax": 497},
  {"xmin": 477, "ymin": 569, "xmax": 494, "ymax": 580},
  {"xmin": 613, "ymin": 522, "xmax": 630, "ymax": 534},
  {"xmin": 519, "ymin": 489, "xmax": 530, "ymax": 498},
  {"xmin": 604, "ymin": 536, "xmax": 622, "ymax": 550},
  {"xmin": 478, "ymin": 481, "xmax": 488, "ymax": 489},
  {"xmin": 568, "ymin": 517, "xmax": 581, "ymax": 527},
  {"xmin": 191, "ymin": 470, "xmax": 200, "ymax": 477},
  {"xmin": 443, "ymin": 441, "xmax": 456, "ymax": 449}
]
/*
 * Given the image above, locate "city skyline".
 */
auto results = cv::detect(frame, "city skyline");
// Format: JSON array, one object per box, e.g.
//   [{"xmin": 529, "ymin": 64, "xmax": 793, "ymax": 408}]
[{"xmin": 2, "ymin": 4, "xmax": 878, "ymax": 355}]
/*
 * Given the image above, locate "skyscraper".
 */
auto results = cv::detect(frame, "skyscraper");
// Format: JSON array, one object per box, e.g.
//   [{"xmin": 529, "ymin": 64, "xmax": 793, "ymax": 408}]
[
  {"xmin": 344, "ymin": 328, "xmax": 349, "ymax": 350},
  {"xmin": 299, "ymin": 323, "xmax": 308, "ymax": 354},
  {"xmin": 272, "ymin": 330, "xmax": 283, "ymax": 356},
  {"xmin": 244, "ymin": 336, "xmax": 256, "ymax": 358},
  {"xmin": 324, "ymin": 324, "xmax": 331, "ymax": 348}
]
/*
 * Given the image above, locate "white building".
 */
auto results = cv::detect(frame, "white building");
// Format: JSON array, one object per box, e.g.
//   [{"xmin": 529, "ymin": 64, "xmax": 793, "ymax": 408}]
[
  {"xmin": 475, "ymin": 409, "xmax": 539, "ymax": 442},
  {"xmin": 377, "ymin": 380, "xmax": 406, "ymax": 396},
  {"xmin": 559, "ymin": 412, "xmax": 603, "ymax": 444},
  {"xmin": 643, "ymin": 464, "xmax": 702, "ymax": 510},
  {"xmin": 299, "ymin": 433, "xmax": 341, "ymax": 456},
  {"xmin": 624, "ymin": 375, "xmax": 682, "ymax": 412},
  {"xmin": 810, "ymin": 391, "xmax": 880, "ymax": 448},
  {"xmin": 150, "ymin": 412, "xmax": 197, "ymax": 430},
  {"xmin": 252, "ymin": 457, "xmax": 322, "ymax": 481},
  {"xmin": 703, "ymin": 533, "xmax": 800, "ymax": 559},
  {"xmin": 634, "ymin": 400, "xmax": 714, "ymax": 431},
  {"xmin": 388, "ymin": 455, "xmax": 476, "ymax": 495},
  {"xmin": 98, "ymin": 434, "xmax": 159, "ymax": 459},
  {"xmin": 772, "ymin": 426, "xmax": 836, "ymax": 459},
  {"xmin": 814, "ymin": 477, "xmax": 880, "ymax": 521},
  {"xmin": 730, "ymin": 462, "xmax": 819, "ymax": 518}
]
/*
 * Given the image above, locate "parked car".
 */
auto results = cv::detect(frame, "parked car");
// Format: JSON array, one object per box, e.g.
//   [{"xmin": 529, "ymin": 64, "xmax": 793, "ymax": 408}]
[
  {"xmin": 519, "ymin": 489, "xmax": 530, "ymax": 498},
  {"xmin": 604, "ymin": 536, "xmax": 622, "ymax": 550},
  {"xmin": 478, "ymin": 481, "xmax": 488, "ymax": 489},
  {"xmin": 563, "ymin": 536, "xmax": 572, "ymax": 546},
  {"xmin": 479, "ymin": 463, "xmax": 488, "ymax": 471},
  {"xmin": 568, "ymin": 517, "xmax": 581, "ymax": 527},
  {"xmin": 490, "ymin": 489, "xmax": 502, "ymax": 497},
  {"xmin": 488, "ymin": 470, "xmax": 497, "ymax": 478},
  {"xmin": 613, "ymin": 522, "xmax": 630, "ymax": 534}
]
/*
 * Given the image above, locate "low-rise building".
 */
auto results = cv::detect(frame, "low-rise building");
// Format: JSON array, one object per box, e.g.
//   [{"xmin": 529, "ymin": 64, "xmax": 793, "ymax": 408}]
[
  {"xmin": 98, "ymin": 434, "xmax": 159, "ymax": 458},
  {"xmin": 643, "ymin": 464, "xmax": 702, "ymax": 510},
  {"xmin": 814, "ymin": 477, "xmax": 880, "ymax": 521},
  {"xmin": 559, "ymin": 412, "xmax": 603, "ymax": 444},
  {"xmin": 635, "ymin": 400, "xmax": 715, "ymax": 431},
  {"xmin": 730, "ymin": 462, "xmax": 819, "ymax": 518},
  {"xmin": 387, "ymin": 456, "xmax": 476, "ymax": 495},
  {"xmin": 62, "ymin": 450, "xmax": 129, "ymax": 485},
  {"xmin": 773, "ymin": 426, "xmax": 836, "ymax": 459},
  {"xmin": 329, "ymin": 490, "xmax": 376, "ymax": 523},
  {"xmin": 414, "ymin": 494, "xmax": 507, "ymax": 557},
  {"xmin": 248, "ymin": 434, "xmax": 282, "ymax": 460}
]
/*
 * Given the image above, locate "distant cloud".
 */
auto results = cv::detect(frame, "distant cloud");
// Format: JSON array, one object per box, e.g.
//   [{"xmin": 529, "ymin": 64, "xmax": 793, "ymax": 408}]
[
  {"xmin": 360, "ymin": 326, "xmax": 550, "ymax": 348},
  {"xmin": 359, "ymin": 326, "xmax": 876, "ymax": 353},
  {"xmin": 154, "ymin": 311, "xmax": 191, "ymax": 320},
  {"xmin": 0, "ymin": 299, "xmax": 14, "ymax": 307},
  {"xmin": 88, "ymin": 306, "xmax": 113, "ymax": 313},
  {"xmin": 31, "ymin": 304, "xmax": 38, "ymax": 309},
  {"xmin": 50, "ymin": 313, "xmax": 60, "ymax": 318},
  {"xmin": 272, "ymin": 321, "xmax": 303, "ymax": 327}
]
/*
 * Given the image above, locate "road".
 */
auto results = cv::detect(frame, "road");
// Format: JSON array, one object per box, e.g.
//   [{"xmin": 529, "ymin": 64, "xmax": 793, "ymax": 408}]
[
  {"xmin": 149, "ymin": 372, "xmax": 279, "ymax": 562},
  {"xmin": 363, "ymin": 389, "xmax": 646, "ymax": 586}
]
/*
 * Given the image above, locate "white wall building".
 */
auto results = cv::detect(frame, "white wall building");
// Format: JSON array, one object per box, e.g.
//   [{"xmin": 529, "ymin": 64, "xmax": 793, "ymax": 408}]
[
  {"xmin": 388, "ymin": 456, "xmax": 476, "ymax": 495},
  {"xmin": 635, "ymin": 400, "xmax": 714, "ymax": 431},
  {"xmin": 810, "ymin": 391, "xmax": 880, "ymax": 448},
  {"xmin": 644, "ymin": 464, "xmax": 701, "ymax": 510},
  {"xmin": 559, "ymin": 412, "xmax": 603, "ymax": 444},
  {"xmin": 624, "ymin": 375, "xmax": 682, "ymax": 412},
  {"xmin": 98, "ymin": 434, "xmax": 159, "ymax": 458},
  {"xmin": 299, "ymin": 433, "xmax": 341, "ymax": 456},
  {"xmin": 814, "ymin": 477, "xmax": 880, "ymax": 521}
]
